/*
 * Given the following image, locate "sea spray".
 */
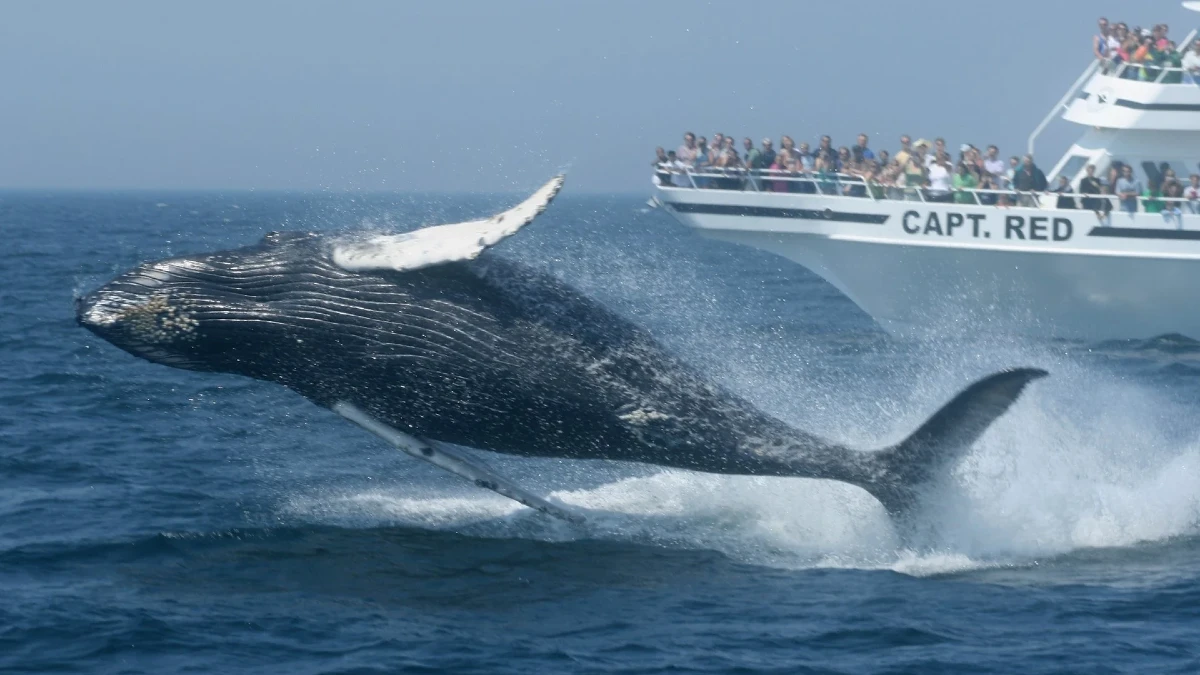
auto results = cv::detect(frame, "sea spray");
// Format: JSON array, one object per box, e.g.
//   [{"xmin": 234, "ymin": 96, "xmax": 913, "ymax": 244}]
[{"xmin": 276, "ymin": 200, "xmax": 1200, "ymax": 573}]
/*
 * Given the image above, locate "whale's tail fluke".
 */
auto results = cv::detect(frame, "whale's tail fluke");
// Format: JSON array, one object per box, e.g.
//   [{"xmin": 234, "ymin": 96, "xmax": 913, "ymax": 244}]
[{"xmin": 858, "ymin": 368, "xmax": 1048, "ymax": 520}]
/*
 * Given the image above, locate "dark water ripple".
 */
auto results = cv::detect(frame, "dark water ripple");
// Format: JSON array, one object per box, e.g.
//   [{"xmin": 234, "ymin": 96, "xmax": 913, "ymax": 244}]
[{"xmin": 2, "ymin": 192, "xmax": 1199, "ymax": 673}]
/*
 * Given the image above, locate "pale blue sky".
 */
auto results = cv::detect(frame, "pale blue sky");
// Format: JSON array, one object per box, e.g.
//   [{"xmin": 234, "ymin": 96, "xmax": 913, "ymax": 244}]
[{"xmin": 1, "ymin": 1, "xmax": 1195, "ymax": 192}]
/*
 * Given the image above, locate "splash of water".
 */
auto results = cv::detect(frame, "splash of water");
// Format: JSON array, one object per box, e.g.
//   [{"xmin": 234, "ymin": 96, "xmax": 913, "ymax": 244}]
[{"xmin": 278, "ymin": 202, "xmax": 1200, "ymax": 575}]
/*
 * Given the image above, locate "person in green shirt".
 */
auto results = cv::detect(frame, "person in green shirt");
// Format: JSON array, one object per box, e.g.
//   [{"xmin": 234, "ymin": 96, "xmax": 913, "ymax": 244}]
[
  {"xmin": 1143, "ymin": 179, "xmax": 1165, "ymax": 214},
  {"xmin": 742, "ymin": 137, "xmax": 762, "ymax": 169},
  {"xmin": 952, "ymin": 162, "xmax": 979, "ymax": 204},
  {"xmin": 1161, "ymin": 41, "xmax": 1184, "ymax": 83},
  {"xmin": 814, "ymin": 156, "xmax": 838, "ymax": 195}
]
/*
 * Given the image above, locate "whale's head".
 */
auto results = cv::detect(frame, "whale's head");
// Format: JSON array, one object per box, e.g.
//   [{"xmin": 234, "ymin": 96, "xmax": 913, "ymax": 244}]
[{"xmin": 77, "ymin": 231, "xmax": 335, "ymax": 378}]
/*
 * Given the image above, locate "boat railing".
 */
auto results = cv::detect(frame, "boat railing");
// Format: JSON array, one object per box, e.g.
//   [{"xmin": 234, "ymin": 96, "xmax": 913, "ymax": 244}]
[
  {"xmin": 1097, "ymin": 29, "xmax": 1200, "ymax": 84},
  {"xmin": 654, "ymin": 165, "xmax": 1200, "ymax": 216},
  {"xmin": 1102, "ymin": 62, "xmax": 1198, "ymax": 84}
]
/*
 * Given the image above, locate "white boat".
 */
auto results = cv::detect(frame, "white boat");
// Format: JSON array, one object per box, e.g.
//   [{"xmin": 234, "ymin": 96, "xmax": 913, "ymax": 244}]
[{"xmin": 653, "ymin": 9, "xmax": 1200, "ymax": 341}]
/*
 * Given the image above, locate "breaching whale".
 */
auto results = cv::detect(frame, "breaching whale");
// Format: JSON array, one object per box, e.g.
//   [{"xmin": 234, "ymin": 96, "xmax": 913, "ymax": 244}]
[{"xmin": 77, "ymin": 175, "xmax": 1046, "ymax": 525}]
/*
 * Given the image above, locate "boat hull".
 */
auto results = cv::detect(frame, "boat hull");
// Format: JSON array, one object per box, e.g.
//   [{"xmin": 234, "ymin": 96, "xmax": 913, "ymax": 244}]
[{"xmin": 656, "ymin": 186, "xmax": 1200, "ymax": 340}]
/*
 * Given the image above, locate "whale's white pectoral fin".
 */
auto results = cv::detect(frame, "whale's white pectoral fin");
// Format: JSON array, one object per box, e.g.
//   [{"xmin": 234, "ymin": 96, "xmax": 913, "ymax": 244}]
[
  {"xmin": 331, "ymin": 175, "xmax": 566, "ymax": 273},
  {"xmin": 331, "ymin": 401, "xmax": 584, "ymax": 524}
]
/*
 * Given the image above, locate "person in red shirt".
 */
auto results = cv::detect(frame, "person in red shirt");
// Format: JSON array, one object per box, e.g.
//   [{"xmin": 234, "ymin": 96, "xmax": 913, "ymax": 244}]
[{"xmin": 1155, "ymin": 24, "xmax": 1170, "ymax": 51}]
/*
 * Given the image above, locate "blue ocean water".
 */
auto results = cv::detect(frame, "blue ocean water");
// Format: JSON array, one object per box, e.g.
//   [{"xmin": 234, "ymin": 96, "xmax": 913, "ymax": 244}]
[{"xmin": 2, "ymin": 189, "xmax": 1199, "ymax": 674}]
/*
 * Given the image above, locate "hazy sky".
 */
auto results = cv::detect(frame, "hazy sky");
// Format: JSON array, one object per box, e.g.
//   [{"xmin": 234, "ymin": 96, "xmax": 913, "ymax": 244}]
[{"xmin": 2, "ymin": 1, "xmax": 1196, "ymax": 192}]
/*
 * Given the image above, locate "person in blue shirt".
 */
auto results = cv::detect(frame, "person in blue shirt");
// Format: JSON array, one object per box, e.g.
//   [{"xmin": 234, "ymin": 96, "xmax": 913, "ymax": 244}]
[
  {"xmin": 855, "ymin": 134, "xmax": 876, "ymax": 161},
  {"xmin": 795, "ymin": 142, "xmax": 815, "ymax": 170},
  {"xmin": 1115, "ymin": 164, "xmax": 1143, "ymax": 213}
]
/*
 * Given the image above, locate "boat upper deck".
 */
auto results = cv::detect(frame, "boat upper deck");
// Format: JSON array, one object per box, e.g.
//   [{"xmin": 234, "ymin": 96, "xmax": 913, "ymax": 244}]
[
  {"xmin": 651, "ymin": 14, "xmax": 1200, "ymax": 249},
  {"xmin": 1066, "ymin": 27, "xmax": 1200, "ymax": 131}
]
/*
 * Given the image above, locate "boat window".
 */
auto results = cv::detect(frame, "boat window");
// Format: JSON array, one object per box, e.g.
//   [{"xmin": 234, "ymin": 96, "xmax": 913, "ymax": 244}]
[
  {"xmin": 1142, "ymin": 161, "xmax": 1164, "ymax": 185},
  {"xmin": 1057, "ymin": 155, "xmax": 1090, "ymax": 180}
]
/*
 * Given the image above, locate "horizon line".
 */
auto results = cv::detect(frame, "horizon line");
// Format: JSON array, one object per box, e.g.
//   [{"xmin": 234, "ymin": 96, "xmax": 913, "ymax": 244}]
[{"xmin": 0, "ymin": 186, "xmax": 647, "ymax": 196}]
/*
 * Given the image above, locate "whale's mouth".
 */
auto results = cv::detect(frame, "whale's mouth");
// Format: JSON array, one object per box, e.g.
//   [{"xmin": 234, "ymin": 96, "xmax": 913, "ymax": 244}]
[{"xmin": 77, "ymin": 261, "xmax": 207, "ymax": 368}]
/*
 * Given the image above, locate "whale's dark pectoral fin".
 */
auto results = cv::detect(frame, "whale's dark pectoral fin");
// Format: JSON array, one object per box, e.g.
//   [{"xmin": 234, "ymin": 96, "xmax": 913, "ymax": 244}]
[
  {"xmin": 331, "ymin": 402, "xmax": 584, "ymax": 525},
  {"xmin": 863, "ymin": 367, "xmax": 1048, "ymax": 519}
]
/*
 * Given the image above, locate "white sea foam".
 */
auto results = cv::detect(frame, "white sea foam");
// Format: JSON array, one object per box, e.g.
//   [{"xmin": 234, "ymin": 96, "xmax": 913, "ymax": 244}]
[
  {"xmin": 278, "ymin": 316, "xmax": 1200, "ymax": 578},
  {"xmin": 281, "ymin": 428, "xmax": 1199, "ymax": 577}
]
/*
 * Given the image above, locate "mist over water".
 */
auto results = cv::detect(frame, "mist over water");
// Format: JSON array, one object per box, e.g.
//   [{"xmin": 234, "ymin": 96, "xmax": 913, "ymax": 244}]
[{"xmin": 4, "ymin": 191, "xmax": 1200, "ymax": 672}]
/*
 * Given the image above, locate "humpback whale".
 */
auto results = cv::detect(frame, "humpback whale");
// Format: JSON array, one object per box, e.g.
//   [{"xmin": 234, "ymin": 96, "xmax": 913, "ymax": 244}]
[{"xmin": 77, "ymin": 176, "xmax": 1046, "ymax": 525}]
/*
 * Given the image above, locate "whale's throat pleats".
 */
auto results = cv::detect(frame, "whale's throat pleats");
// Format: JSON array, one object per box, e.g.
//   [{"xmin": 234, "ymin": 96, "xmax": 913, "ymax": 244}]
[{"xmin": 164, "ymin": 249, "xmax": 753, "ymax": 465}]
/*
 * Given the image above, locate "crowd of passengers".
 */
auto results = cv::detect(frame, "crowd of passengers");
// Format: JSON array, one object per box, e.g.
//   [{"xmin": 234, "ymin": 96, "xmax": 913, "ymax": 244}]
[
  {"xmin": 1092, "ymin": 17, "xmax": 1200, "ymax": 82},
  {"xmin": 651, "ymin": 16, "xmax": 1200, "ymax": 222},
  {"xmin": 653, "ymin": 131, "xmax": 1200, "ymax": 222}
]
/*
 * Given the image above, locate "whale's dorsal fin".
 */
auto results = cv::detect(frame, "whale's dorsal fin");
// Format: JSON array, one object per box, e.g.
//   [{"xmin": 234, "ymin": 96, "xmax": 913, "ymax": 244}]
[{"xmin": 331, "ymin": 175, "xmax": 565, "ymax": 273}]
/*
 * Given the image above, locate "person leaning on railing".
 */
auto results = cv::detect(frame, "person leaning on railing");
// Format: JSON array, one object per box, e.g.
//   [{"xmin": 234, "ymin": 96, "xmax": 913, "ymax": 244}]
[
  {"xmin": 1118, "ymin": 33, "xmax": 1140, "ymax": 79},
  {"xmin": 1012, "ymin": 155, "xmax": 1048, "ymax": 207},
  {"xmin": 879, "ymin": 159, "xmax": 904, "ymax": 200},
  {"xmin": 1079, "ymin": 164, "xmax": 1111, "ymax": 221},
  {"xmin": 1109, "ymin": 22, "xmax": 1130, "ymax": 71},
  {"xmin": 653, "ymin": 147, "xmax": 671, "ymax": 185},
  {"xmin": 902, "ymin": 147, "xmax": 928, "ymax": 201},
  {"xmin": 692, "ymin": 137, "xmax": 711, "ymax": 188},
  {"xmin": 952, "ymin": 162, "xmax": 978, "ymax": 204},
  {"xmin": 1163, "ymin": 165, "xmax": 1181, "ymax": 190},
  {"xmin": 1140, "ymin": 32, "xmax": 1158, "ymax": 72},
  {"xmin": 925, "ymin": 154, "xmax": 953, "ymax": 203},
  {"xmin": 676, "ymin": 132, "xmax": 699, "ymax": 165},
  {"xmin": 742, "ymin": 137, "xmax": 760, "ymax": 172},
  {"xmin": 768, "ymin": 152, "xmax": 790, "ymax": 193},
  {"xmin": 1186, "ymin": 175, "xmax": 1200, "ymax": 214},
  {"xmin": 865, "ymin": 162, "xmax": 886, "ymax": 200},
  {"xmin": 843, "ymin": 147, "xmax": 869, "ymax": 197},
  {"xmin": 1142, "ymin": 179, "xmax": 1166, "ymax": 214},
  {"xmin": 813, "ymin": 156, "xmax": 838, "ymax": 196},
  {"xmin": 1051, "ymin": 176, "xmax": 1077, "ymax": 210},
  {"xmin": 1163, "ymin": 180, "xmax": 1185, "ymax": 226},
  {"xmin": 1185, "ymin": 41, "xmax": 1200, "ymax": 84},
  {"xmin": 711, "ymin": 137, "xmax": 742, "ymax": 190},
  {"xmin": 1094, "ymin": 17, "xmax": 1112, "ymax": 68},
  {"xmin": 1115, "ymin": 165, "xmax": 1143, "ymax": 214},
  {"xmin": 669, "ymin": 153, "xmax": 692, "ymax": 188},
  {"xmin": 1160, "ymin": 40, "xmax": 1183, "ymax": 83},
  {"xmin": 759, "ymin": 138, "xmax": 777, "ymax": 170}
]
